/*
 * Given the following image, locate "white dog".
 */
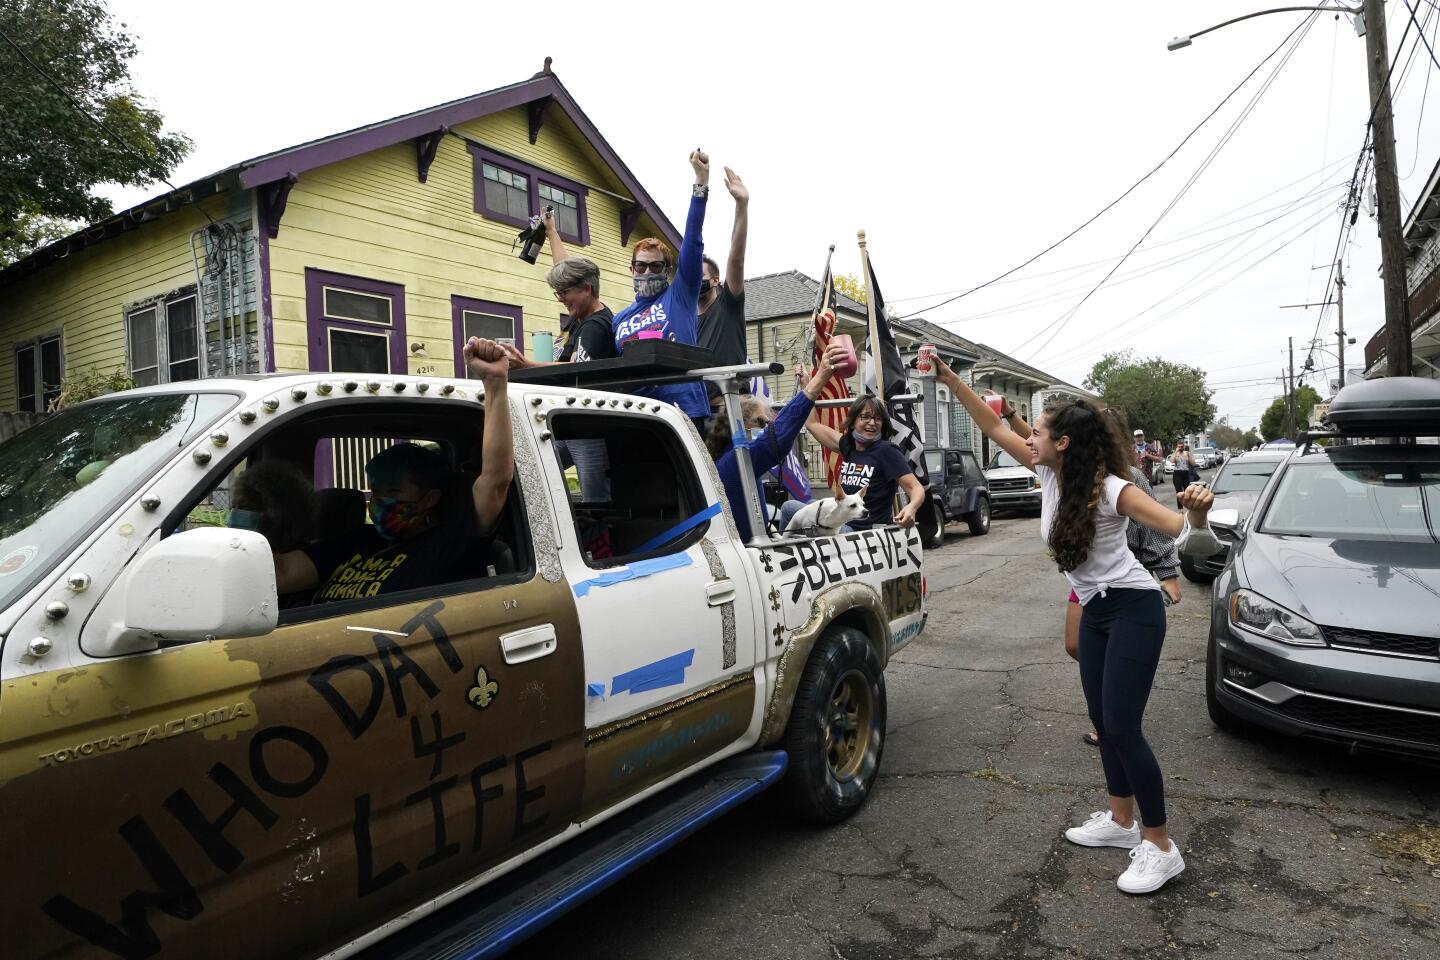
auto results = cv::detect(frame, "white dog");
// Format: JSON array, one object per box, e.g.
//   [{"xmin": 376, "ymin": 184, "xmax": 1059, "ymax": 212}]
[{"xmin": 783, "ymin": 492, "xmax": 867, "ymax": 537}]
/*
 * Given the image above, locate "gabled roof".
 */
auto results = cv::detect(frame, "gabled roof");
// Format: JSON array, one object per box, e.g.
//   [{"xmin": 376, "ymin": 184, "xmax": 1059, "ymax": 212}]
[
  {"xmin": 745, "ymin": 269, "xmax": 868, "ymax": 321},
  {"xmin": 895, "ymin": 316, "xmax": 980, "ymax": 362},
  {"xmin": 1, "ymin": 68, "xmax": 681, "ymax": 287}
]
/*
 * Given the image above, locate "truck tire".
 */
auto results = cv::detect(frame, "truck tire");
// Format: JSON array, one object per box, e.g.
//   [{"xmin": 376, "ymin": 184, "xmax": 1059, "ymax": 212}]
[
  {"xmin": 966, "ymin": 497, "xmax": 991, "ymax": 536},
  {"xmin": 1181, "ymin": 556, "xmax": 1215, "ymax": 585},
  {"xmin": 921, "ymin": 499, "xmax": 946, "ymax": 550},
  {"xmin": 779, "ymin": 626, "xmax": 887, "ymax": 825}
]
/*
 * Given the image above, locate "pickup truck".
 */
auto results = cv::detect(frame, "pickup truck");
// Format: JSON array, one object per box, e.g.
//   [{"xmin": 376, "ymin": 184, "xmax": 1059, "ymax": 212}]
[
  {"xmin": 916, "ymin": 447, "xmax": 991, "ymax": 549},
  {"xmin": 0, "ymin": 354, "xmax": 924, "ymax": 960}
]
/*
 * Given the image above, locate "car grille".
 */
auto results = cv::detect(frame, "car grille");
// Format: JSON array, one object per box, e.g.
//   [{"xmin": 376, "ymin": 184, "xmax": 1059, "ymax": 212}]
[
  {"xmin": 1323, "ymin": 626, "xmax": 1439, "ymax": 660},
  {"xmin": 1274, "ymin": 694, "xmax": 1440, "ymax": 747},
  {"xmin": 990, "ymin": 478, "xmax": 1032, "ymax": 493}
]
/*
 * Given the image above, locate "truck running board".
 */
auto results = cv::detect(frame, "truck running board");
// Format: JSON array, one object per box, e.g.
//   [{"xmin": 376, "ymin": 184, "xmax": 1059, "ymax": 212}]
[{"xmin": 363, "ymin": 750, "xmax": 788, "ymax": 960}]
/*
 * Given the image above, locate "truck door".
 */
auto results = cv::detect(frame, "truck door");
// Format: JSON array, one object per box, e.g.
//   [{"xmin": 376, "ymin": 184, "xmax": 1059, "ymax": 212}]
[
  {"xmin": 540, "ymin": 406, "xmax": 758, "ymax": 816},
  {"xmin": 0, "ymin": 397, "xmax": 585, "ymax": 960}
]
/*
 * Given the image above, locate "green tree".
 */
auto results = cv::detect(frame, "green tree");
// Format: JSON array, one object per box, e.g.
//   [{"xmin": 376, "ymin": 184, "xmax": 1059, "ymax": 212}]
[
  {"xmin": 1242, "ymin": 428, "xmax": 1261, "ymax": 449},
  {"xmin": 834, "ymin": 273, "xmax": 867, "ymax": 305},
  {"xmin": 1084, "ymin": 350, "xmax": 1215, "ymax": 443},
  {"xmin": 0, "ymin": 0, "xmax": 192, "ymax": 265},
  {"xmin": 1259, "ymin": 385, "xmax": 1321, "ymax": 441},
  {"xmin": 1209, "ymin": 422, "xmax": 1246, "ymax": 450}
]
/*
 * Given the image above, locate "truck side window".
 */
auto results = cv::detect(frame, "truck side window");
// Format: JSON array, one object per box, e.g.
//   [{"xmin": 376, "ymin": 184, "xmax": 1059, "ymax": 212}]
[{"xmin": 549, "ymin": 413, "xmax": 711, "ymax": 567}]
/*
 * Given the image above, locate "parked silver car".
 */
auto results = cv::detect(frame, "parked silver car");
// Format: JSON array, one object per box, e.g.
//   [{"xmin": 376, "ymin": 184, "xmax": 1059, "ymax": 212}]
[
  {"xmin": 1206, "ymin": 377, "xmax": 1440, "ymax": 760},
  {"xmin": 1180, "ymin": 447, "xmax": 1291, "ymax": 583}
]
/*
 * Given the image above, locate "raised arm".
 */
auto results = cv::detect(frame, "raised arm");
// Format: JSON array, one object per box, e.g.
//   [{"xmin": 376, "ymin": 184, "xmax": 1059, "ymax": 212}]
[
  {"xmin": 934, "ymin": 357, "xmax": 1032, "ymax": 467},
  {"xmin": 466, "ymin": 337, "xmax": 515, "ymax": 532},
  {"xmin": 677, "ymin": 150, "xmax": 710, "ymax": 289},
  {"xmin": 722, "ymin": 167, "xmax": 748, "ymax": 295},
  {"xmin": 1117, "ymin": 481, "xmax": 1213, "ymax": 540},
  {"xmin": 542, "ymin": 209, "xmax": 570, "ymax": 263}
]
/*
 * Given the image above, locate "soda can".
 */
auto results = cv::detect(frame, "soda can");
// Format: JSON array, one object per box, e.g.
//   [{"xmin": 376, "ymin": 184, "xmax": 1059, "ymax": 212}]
[{"xmin": 915, "ymin": 343, "xmax": 937, "ymax": 378}]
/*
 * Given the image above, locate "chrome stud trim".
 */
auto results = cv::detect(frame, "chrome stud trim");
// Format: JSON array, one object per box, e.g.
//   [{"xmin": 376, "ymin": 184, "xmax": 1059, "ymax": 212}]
[
  {"xmin": 343, "ymin": 380, "xmax": 358, "ymax": 393},
  {"xmin": 66, "ymin": 573, "xmax": 91, "ymax": 593},
  {"xmin": 140, "ymin": 495, "xmax": 161, "ymax": 511},
  {"xmin": 317, "ymin": 382, "xmax": 334, "ymax": 396},
  {"xmin": 26, "ymin": 637, "xmax": 52, "ymax": 658},
  {"xmin": 538, "ymin": 429, "xmax": 552, "ymax": 441},
  {"xmin": 291, "ymin": 388, "xmax": 307, "ymax": 401},
  {"xmin": 366, "ymin": 381, "xmax": 381, "ymax": 393},
  {"xmin": 565, "ymin": 396, "xmax": 576, "ymax": 405},
  {"xmin": 440, "ymin": 384, "xmax": 455, "ymax": 396},
  {"xmin": 392, "ymin": 382, "xmax": 406, "ymax": 393},
  {"xmin": 210, "ymin": 431, "xmax": 229, "ymax": 447},
  {"xmin": 530, "ymin": 396, "xmax": 543, "ymax": 407},
  {"xmin": 238, "ymin": 409, "xmax": 257, "ymax": 424},
  {"xmin": 45, "ymin": 601, "xmax": 69, "ymax": 620},
  {"xmin": 193, "ymin": 449, "xmax": 212, "ymax": 466},
  {"xmin": 416, "ymin": 382, "xmax": 430, "ymax": 393},
  {"xmin": 261, "ymin": 398, "xmax": 279, "ymax": 412}
]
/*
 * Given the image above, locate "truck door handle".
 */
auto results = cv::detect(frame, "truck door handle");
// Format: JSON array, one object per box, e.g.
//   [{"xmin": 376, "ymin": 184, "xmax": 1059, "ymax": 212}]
[
  {"xmin": 705, "ymin": 579, "xmax": 736, "ymax": 607},
  {"xmin": 500, "ymin": 625, "xmax": 557, "ymax": 665}
]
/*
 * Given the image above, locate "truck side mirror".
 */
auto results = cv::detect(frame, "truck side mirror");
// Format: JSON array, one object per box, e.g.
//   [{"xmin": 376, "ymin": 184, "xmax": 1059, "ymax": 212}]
[{"xmin": 92, "ymin": 527, "xmax": 279, "ymax": 657}]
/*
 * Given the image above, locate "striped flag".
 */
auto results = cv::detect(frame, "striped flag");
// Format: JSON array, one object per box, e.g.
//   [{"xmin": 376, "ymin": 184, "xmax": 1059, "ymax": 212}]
[
  {"xmin": 809, "ymin": 260, "xmax": 852, "ymax": 490},
  {"xmin": 748, "ymin": 369, "xmax": 811, "ymax": 501},
  {"xmin": 859, "ymin": 244, "xmax": 929, "ymax": 485}
]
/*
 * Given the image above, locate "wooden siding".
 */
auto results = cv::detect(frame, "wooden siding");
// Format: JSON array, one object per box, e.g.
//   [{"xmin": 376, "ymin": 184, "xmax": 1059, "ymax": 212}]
[
  {"xmin": 266, "ymin": 106, "xmax": 670, "ymax": 375},
  {"xmin": 0, "ymin": 194, "xmax": 251, "ymax": 412}
]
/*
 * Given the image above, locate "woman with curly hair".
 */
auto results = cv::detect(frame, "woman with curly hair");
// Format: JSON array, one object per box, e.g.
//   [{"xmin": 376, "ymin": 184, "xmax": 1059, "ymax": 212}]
[{"xmin": 934, "ymin": 357, "xmax": 1212, "ymax": 895}]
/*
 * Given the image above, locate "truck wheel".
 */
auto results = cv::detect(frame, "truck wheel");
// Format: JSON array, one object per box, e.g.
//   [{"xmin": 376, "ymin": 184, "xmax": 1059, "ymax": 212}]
[
  {"xmin": 966, "ymin": 497, "xmax": 991, "ymax": 536},
  {"xmin": 779, "ymin": 626, "xmax": 886, "ymax": 825},
  {"xmin": 1181, "ymin": 556, "xmax": 1215, "ymax": 585},
  {"xmin": 922, "ymin": 500, "xmax": 946, "ymax": 549}
]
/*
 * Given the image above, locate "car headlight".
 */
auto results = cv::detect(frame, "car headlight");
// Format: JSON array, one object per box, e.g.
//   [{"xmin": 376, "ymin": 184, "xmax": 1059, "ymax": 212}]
[
  {"xmin": 1228, "ymin": 589, "xmax": 1325, "ymax": 646},
  {"xmin": 1031, "ymin": 476, "xmax": 1041, "ymax": 489}
]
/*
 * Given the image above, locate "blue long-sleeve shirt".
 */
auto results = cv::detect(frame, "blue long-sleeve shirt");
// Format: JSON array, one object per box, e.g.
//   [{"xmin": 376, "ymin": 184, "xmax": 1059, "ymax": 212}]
[
  {"xmin": 611, "ymin": 192, "xmax": 708, "ymax": 418},
  {"xmin": 717, "ymin": 390, "xmax": 815, "ymax": 541}
]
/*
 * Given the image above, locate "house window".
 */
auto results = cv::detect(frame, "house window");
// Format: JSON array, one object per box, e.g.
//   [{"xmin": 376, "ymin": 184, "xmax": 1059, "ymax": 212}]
[
  {"xmin": 452, "ymin": 296, "xmax": 523, "ymax": 377},
  {"xmin": 125, "ymin": 293, "xmax": 200, "ymax": 387},
  {"xmin": 468, "ymin": 143, "xmax": 589, "ymax": 245},
  {"xmin": 481, "ymin": 162, "xmax": 530, "ymax": 221},
  {"xmin": 323, "ymin": 287, "xmax": 392, "ymax": 325},
  {"xmin": 14, "ymin": 333, "xmax": 62, "ymax": 412}
]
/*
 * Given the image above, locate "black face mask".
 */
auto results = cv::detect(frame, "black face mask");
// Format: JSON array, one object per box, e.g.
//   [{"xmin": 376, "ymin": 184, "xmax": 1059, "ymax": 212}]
[{"xmin": 699, "ymin": 279, "xmax": 713, "ymax": 297}]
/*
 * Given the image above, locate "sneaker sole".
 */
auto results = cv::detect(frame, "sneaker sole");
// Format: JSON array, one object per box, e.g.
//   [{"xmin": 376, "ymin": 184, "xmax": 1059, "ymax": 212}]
[
  {"xmin": 1064, "ymin": 829, "xmax": 1142, "ymax": 849},
  {"xmin": 1117, "ymin": 856, "xmax": 1185, "ymax": 894}
]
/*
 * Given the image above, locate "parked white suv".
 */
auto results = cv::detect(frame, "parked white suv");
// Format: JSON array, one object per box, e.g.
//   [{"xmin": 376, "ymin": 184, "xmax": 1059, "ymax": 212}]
[{"xmin": 984, "ymin": 448, "xmax": 1042, "ymax": 513}]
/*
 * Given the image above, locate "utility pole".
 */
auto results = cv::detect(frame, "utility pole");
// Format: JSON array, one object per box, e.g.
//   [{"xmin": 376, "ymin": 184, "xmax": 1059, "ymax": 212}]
[
  {"xmin": 1288, "ymin": 336, "xmax": 1297, "ymax": 439},
  {"xmin": 1364, "ymin": 0, "xmax": 1413, "ymax": 376},
  {"xmin": 1336, "ymin": 261, "xmax": 1347, "ymax": 389}
]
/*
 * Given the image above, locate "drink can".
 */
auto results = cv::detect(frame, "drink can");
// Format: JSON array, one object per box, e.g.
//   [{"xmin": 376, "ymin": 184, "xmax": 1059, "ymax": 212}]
[{"xmin": 916, "ymin": 343, "xmax": 937, "ymax": 378}]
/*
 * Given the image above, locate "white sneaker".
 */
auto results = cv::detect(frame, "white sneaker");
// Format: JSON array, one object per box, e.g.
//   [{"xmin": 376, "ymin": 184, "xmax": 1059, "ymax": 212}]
[
  {"xmin": 1116, "ymin": 839, "xmax": 1186, "ymax": 894},
  {"xmin": 1064, "ymin": 810, "xmax": 1142, "ymax": 849}
]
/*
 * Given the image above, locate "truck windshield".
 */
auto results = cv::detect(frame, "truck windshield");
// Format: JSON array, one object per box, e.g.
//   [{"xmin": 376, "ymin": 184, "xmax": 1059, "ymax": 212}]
[
  {"xmin": 988, "ymin": 450, "xmax": 1025, "ymax": 470},
  {"xmin": 1258, "ymin": 460, "xmax": 1440, "ymax": 542},
  {"xmin": 1210, "ymin": 460, "xmax": 1280, "ymax": 494},
  {"xmin": 0, "ymin": 392, "xmax": 236, "ymax": 613}
]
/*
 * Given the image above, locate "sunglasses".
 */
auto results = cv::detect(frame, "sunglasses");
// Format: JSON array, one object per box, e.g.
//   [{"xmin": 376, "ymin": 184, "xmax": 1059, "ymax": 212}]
[{"xmin": 631, "ymin": 260, "xmax": 668, "ymax": 275}]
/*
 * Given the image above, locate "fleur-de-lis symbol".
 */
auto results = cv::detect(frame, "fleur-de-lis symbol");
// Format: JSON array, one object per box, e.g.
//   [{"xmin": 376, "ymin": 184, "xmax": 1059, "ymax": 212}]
[{"xmin": 467, "ymin": 666, "xmax": 498, "ymax": 710}]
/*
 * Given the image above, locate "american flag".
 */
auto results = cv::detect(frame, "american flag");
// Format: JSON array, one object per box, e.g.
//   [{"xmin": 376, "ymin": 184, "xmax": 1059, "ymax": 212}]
[
  {"xmin": 860, "ymin": 246, "xmax": 930, "ymax": 485},
  {"xmin": 809, "ymin": 261, "xmax": 852, "ymax": 490},
  {"xmin": 747, "ymin": 371, "xmax": 811, "ymax": 501}
]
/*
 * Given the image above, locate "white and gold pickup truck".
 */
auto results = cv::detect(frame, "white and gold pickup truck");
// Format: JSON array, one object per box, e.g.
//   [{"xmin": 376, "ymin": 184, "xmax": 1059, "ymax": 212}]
[{"xmin": 0, "ymin": 358, "xmax": 924, "ymax": 960}]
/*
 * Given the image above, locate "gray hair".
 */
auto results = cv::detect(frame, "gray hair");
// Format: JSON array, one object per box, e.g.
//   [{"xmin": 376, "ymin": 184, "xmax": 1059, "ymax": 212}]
[{"xmin": 547, "ymin": 257, "xmax": 600, "ymax": 298}]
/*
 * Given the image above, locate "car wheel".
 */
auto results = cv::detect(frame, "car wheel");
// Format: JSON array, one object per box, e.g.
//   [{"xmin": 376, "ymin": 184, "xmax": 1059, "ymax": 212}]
[
  {"xmin": 921, "ymin": 499, "xmax": 946, "ymax": 550},
  {"xmin": 1181, "ymin": 556, "xmax": 1215, "ymax": 585},
  {"xmin": 1205, "ymin": 637, "xmax": 1254, "ymax": 735},
  {"xmin": 779, "ymin": 626, "xmax": 887, "ymax": 825},
  {"xmin": 966, "ymin": 497, "xmax": 991, "ymax": 536}
]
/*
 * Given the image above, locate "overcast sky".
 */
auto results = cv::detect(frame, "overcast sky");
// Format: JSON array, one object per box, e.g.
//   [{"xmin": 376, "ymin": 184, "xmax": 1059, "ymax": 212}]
[{"xmin": 98, "ymin": 0, "xmax": 1440, "ymax": 430}]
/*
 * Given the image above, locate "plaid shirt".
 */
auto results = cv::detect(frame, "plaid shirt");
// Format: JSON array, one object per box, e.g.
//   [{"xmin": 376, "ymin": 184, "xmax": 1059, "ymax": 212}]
[{"xmin": 1127, "ymin": 468, "xmax": 1180, "ymax": 581}]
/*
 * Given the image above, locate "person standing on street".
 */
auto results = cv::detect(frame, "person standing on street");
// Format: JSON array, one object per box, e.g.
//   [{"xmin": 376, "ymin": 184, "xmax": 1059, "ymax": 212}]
[
  {"xmin": 1170, "ymin": 443, "xmax": 1198, "ymax": 499},
  {"xmin": 934, "ymin": 356, "xmax": 1213, "ymax": 895},
  {"xmin": 1133, "ymin": 428, "xmax": 1163, "ymax": 485},
  {"xmin": 698, "ymin": 167, "xmax": 750, "ymax": 406}
]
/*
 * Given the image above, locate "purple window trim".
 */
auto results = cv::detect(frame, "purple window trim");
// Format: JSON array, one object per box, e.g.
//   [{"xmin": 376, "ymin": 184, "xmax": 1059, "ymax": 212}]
[
  {"xmin": 256, "ymin": 193, "xmax": 277, "ymax": 372},
  {"xmin": 304, "ymin": 268, "xmax": 408, "ymax": 375},
  {"xmin": 466, "ymin": 142, "xmax": 590, "ymax": 246},
  {"xmin": 452, "ymin": 296, "xmax": 523, "ymax": 377}
]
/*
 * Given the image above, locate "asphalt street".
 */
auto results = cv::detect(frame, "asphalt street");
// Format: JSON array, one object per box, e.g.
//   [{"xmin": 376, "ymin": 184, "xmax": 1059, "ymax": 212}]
[{"xmin": 509, "ymin": 474, "xmax": 1440, "ymax": 960}]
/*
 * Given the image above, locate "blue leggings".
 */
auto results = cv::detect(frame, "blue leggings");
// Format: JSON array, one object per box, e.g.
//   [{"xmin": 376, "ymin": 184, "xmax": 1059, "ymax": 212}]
[{"xmin": 1078, "ymin": 588, "xmax": 1168, "ymax": 827}]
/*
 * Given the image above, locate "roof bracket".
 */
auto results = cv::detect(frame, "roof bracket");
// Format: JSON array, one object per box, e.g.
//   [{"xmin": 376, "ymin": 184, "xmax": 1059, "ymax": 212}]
[
  {"xmin": 620, "ymin": 205, "xmax": 643, "ymax": 246},
  {"xmin": 259, "ymin": 175, "xmax": 298, "ymax": 240},
  {"xmin": 415, "ymin": 128, "xmax": 446, "ymax": 183},
  {"xmin": 527, "ymin": 96, "xmax": 553, "ymax": 144}
]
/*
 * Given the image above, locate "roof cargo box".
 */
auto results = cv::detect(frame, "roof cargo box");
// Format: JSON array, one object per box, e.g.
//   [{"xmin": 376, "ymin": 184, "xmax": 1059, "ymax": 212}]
[{"xmin": 1325, "ymin": 377, "xmax": 1440, "ymax": 435}]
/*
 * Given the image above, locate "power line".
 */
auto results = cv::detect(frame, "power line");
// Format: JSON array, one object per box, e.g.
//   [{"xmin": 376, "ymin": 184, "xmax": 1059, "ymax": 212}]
[
  {"xmin": 0, "ymin": 25, "xmax": 211, "ymax": 226},
  {"xmin": 1015, "ymin": 11, "xmax": 1325, "ymax": 360},
  {"xmin": 892, "ymin": 12, "xmax": 1323, "ymax": 322},
  {"xmin": 1405, "ymin": 0, "xmax": 1440, "ymax": 71}
]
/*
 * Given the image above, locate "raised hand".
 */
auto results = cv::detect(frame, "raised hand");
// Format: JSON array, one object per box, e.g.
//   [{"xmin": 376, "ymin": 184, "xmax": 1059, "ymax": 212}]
[
  {"xmin": 1177, "ymin": 482, "xmax": 1213, "ymax": 514},
  {"xmin": 724, "ymin": 166, "xmax": 747, "ymax": 204},
  {"xmin": 463, "ymin": 337, "xmax": 510, "ymax": 382},
  {"xmin": 690, "ymin": 149, "xmax": 710, "ymax": 185}
]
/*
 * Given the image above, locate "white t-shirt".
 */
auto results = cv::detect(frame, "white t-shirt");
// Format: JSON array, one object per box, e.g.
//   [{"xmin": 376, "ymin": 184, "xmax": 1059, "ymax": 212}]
[{"xmin": 1038, "ymin": 465, "xmax": 1159, "ymax": 604}]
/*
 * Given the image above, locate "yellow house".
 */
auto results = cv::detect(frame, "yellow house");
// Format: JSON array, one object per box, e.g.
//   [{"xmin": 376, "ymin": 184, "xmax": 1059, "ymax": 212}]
[{"xmin": 0, "ymin": 67, "xmax": 680, "ymax": 413}]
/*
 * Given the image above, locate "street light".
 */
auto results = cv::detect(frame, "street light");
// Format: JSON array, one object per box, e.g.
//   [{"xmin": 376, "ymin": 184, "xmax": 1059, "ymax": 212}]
[{"xmin": 1168, "ymin": 5, "xmax": 1361, "ymax": 51}]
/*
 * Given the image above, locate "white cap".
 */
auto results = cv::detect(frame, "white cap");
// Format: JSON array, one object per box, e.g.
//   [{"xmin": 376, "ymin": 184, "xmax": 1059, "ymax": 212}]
[{"xmin": 1133, "ymin": 429, "xmax": 1144, "ymax": 436}]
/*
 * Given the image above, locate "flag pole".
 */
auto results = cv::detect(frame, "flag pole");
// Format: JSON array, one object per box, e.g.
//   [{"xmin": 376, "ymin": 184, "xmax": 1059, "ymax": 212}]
[
  {"xmin": 806, "ymin": 244, "xmax": 835, "ymax": 371},
  {"xmin": 859, "ymin": 229, "xmax": 884, "ymax": 403}
]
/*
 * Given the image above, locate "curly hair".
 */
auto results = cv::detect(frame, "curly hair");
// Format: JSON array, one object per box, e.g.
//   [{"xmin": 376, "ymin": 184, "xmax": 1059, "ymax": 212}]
[
  {"xmin": 837, "ymin": 394, "xmax": 896, "ymax": 456},
  {"xmin": 1044, "ymin": 399, "xmax": 1132, "ymax": 572},
  {"xmin": 231, "ymin": 460, "xmax": 318, "ymax": 553}
]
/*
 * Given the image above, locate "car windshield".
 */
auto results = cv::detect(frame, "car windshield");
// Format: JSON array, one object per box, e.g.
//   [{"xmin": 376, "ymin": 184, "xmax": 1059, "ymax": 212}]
[
  {"xmin": 988, "ymin": 450, "xmax": 1026, "ymax": 470},
  {"xmin": 1211, "ymin": 459, "xmax": 1280, "ymax": 494},
  {"xmin": 1258, "ymin": 460, "xmax": 1440, "ymax": 542},
  {"xmin": 0, "ymin": 392, "xmax": 236, "ymax": 612}
]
